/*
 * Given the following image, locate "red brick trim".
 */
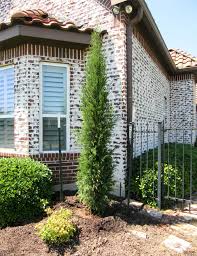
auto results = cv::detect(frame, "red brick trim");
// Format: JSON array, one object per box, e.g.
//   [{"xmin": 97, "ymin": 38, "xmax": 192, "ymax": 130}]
[
  {"xmin": 32, "ymin": 152, "xmax": 80, "ymax": 161},
  {"xmin": 0, "ymin": 44, "xmax": 86, "ymax": 61},
  {"xmin": 96, "ymin": 0, "xmax": 111, "ymax": 10},
  {"xmin": 0, "ymin": 152, "xmax": 29, "ymax": 157},
  {"xmin": 32, "ymin": 153, "xmax": 79, "ymax": 185},
  {"xmin": 0, "ymin": 152, "xmax": 80, "ymax": 185},
  {"xmin": 169, "ymin": 74, "xmax": 194, "ymax": 81}
]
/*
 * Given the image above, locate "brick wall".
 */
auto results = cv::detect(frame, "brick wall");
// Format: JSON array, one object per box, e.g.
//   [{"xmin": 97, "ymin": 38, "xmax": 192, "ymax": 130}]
[
  {"xmin": 0, "ymin": 0, "xmax": 128, "ymax": 196},
  {"xmin": 169, "ymin": 74, "xmax": 196, "ymax": 143},
  {"xmin": 131, "ymin": 33, "xmax": 196, "ymax": 154},
  {"xmin": 0, "ymin": 56, "xmax": 29, "ymax": 155},
  {"xmin": 32, "ymin": 153, "xmax": 79, "ymax": 186},
  {"xmin": 0, "ymin": 46, "xmax": 86, "ymax": 187},
  {"xmin": 132, "ymin": 33, "xmax": 171, "ymax": 156}
]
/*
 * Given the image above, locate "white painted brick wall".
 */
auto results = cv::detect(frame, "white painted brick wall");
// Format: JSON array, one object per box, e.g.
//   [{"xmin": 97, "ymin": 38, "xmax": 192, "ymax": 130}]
[
  {"xmin": 27, "ymin": 55, "xmax": 86, "ymax": 155},
  {"xmin": 170, "ymin": 77, "xmax": 196, "ymax": 144},
  {"xmin": 0, "ymin": 0, "xmax": 128, "ymax": 196},
  {"xmin": 132, "ymin": 35, "xmax": 170, "ymax": 156}
]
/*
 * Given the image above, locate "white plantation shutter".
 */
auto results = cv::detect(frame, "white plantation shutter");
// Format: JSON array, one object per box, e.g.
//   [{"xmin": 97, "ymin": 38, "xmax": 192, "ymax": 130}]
[
  {"xmin": 42, "ymin": 64, "xmax": 67, "ymax": 151},
  {"xmin": 0, "ymin": 73, "xmax": 4, "ymax": 114},
  {"xmin": 0, "ymin": 68, "xmax": 14, "ymax": 114},
  {"xmin": 0, "ymin": 119, "xmax": 14, "ymax": 148},
  {"xmin": 43, "ymin": 117, "xmax": 66, "ymax": 151},
  {"xmin": 6, "ymin": 69, "xmax": 14, "ymax": 113},
  {"xmin": 0, "ymin": 66, "xmax": 14, "ymax": 148},
  {"xmin": 43, "ymin": 65, "xmax": 67, "ymax": 114}
]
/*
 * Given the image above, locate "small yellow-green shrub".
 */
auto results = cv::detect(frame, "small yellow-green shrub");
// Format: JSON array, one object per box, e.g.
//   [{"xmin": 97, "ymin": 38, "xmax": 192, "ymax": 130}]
[{"xmin": 36, "ymin": 208, "xmax": 76, "ymax": 245}]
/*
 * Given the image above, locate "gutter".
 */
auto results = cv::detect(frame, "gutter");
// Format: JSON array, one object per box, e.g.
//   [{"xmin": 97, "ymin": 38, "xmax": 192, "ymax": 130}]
[
  {"xmin": 126, "ymin": 6, "xmax": 143, "ymax": 205},
  {"xmin": 176, "ymin": 66, "xmax": 197, "ymax": 74}
]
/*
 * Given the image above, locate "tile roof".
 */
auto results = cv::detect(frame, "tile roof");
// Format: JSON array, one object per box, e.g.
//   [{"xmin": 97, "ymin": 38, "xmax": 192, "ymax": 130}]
[
  {"xmin": 169, "ymin": 48, "xmax": 197, "ymax": 69},
  {"xmin": 0, "ymin": 9, "xmax": 93, "ymax": 33}
]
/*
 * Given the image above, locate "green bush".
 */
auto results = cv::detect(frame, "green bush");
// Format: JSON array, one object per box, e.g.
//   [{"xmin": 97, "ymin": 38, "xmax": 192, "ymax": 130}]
[
  {"xmin": 36, "ymin": 208, "xmax": 76, "ymax": 245},
  {"xmin": 138, "ymin": 164, "xmax": 182, "ymax": 207},
  {"xmin": 77, "ymin": 31, "xmax": 115, "ymax": 215},
  {"xmin": 132, "ymin": 144, "xmax": 197, "ymax": 207},
  {"xmin": 0, "ymin": 158, "xmax": 52, "ymax": 227}
]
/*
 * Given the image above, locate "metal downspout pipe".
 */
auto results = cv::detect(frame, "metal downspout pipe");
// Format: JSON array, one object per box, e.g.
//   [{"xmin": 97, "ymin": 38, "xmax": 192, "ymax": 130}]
[{"xmin": 126, "ymin": 7, "xmax": 143, "ymax": 207}]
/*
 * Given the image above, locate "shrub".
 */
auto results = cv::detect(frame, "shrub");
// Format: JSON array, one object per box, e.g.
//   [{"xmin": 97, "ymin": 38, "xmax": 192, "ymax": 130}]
[
  {"xmin": 139, "ymin": 164, "xmax": 182, "ymax": 207},
  {"xmin": 77, "ymin": 31, "xmax": 115, "ymax": 215},
  {"xmin": 131, "ymin": 144, "xmax": 197, "ymax": 207},
  {"xmin": 0, "ymin": 158, "xmax": 52, "ymax": 227},
  {"xmin": 36, "ymin": 208, "xmax": 76, "ymax": 245}
]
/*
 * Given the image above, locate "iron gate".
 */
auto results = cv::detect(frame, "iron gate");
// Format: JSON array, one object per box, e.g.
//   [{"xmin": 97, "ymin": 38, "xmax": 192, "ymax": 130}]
[{"xmin": 131, "ymin": 121, "xmax": 197, "ymax": 211}]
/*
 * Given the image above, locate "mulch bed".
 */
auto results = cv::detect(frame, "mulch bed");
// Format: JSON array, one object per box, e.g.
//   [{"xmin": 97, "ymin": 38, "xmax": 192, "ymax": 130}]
[{"xmin": 0, "ymin": 196, "xmax": 196, "ymax": 256}]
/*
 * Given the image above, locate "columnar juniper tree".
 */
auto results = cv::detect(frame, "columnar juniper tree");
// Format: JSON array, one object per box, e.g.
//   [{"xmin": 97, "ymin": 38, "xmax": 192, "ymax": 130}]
[{"xmin": 77, "ymin": 31, "xmax": 115, "ymax": 215}]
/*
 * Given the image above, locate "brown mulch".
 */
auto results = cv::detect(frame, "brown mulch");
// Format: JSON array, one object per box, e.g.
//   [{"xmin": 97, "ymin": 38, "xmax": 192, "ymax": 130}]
[{"xmin": 0, "ymin": 196, "xmax": 196, "ymax": 256}]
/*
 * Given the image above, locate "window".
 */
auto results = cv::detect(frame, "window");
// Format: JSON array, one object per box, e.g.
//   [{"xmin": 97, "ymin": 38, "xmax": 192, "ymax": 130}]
[
  {"xmin": 41, "ymin": 64, "xmax": 69, "ymax": 152},
  {"xmin": 0, "ymin": 66, "xmax": 14, "ymax": 148}
]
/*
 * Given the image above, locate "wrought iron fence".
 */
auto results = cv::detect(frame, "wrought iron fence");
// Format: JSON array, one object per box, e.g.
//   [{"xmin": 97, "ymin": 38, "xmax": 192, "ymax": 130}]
[{"xmin": 131, "ymin": 121, "xmax": 197, "ymax": 211}]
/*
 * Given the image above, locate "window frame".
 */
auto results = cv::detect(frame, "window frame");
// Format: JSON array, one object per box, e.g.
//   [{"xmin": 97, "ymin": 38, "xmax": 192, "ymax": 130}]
[
  {"xmin": 39, "ymin": 62, "xmax": 70, "ymax": 153},
  {"xmin": 0, "ymin": 65, "xmax": 14, "ymax": 149}
]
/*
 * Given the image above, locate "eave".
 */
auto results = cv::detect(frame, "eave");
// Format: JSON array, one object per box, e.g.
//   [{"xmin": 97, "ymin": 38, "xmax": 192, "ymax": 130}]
[
  {"xmin": 176, "ymin": 67, "xmax": 197, "ymax": 82},
  {"xmin": 137, "ymin": 0, "xmax": 176, "ymax": 74},
  {"xmin": 0, "ymin": 25, "xmax": 91, "ymax": 49},
  {"xmin": 136, "ymin": 0, "xmax": 197, "ymax": 79}
]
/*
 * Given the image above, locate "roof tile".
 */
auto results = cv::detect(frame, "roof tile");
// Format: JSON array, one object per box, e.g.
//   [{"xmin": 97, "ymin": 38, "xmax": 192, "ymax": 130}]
[
  {"xmin": 169, "ymin": 48, "xmax": 197, "ymax": 69},
  {"xmin": 0, "ymin": 9, "xmax": 93, "ymax": 33}
]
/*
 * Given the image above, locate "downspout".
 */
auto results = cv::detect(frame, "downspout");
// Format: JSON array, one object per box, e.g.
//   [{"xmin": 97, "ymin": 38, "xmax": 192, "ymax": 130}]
[{"xmin": 126, "ymin": 7, "xmax": 143, "ymax": 206}]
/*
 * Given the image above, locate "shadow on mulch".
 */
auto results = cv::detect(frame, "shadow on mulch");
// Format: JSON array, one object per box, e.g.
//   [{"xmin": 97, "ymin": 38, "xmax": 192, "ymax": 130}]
[
  {"xmin": 48, "ymin": 230, "xmax": 80, "ymax": 256},
  {"xmin": 107, "ymin": 200, "xmax": 190, "ymax": 226},
  {"xmin": 105, "ymin": 202, "xmax": 162, "ymax": 226}
]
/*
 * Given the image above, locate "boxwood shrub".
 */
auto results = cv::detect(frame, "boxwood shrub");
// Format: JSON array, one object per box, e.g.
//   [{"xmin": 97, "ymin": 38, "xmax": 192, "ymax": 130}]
[{"xmin": 0, "ymin": 158, "xmax": 52, "ymax": 227}]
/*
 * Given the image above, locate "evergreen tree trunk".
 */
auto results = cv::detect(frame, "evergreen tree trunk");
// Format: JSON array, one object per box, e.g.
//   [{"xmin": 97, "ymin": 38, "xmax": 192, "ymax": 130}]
[{"xmin": 77, "ymin": 31, "xmax": 115, "ymax": 215}]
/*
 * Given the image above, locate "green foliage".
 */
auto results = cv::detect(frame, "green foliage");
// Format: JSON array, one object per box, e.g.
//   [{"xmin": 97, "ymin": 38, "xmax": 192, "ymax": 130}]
[
  {"xmin": 0, "ymin": 158, "xmax": 52, "ymax": 227},
  {"xmin": 138, "ymin": 164, "xmax": 181, "ymax": 207},
  {"xmin": 132, "ymin": 144, "xmax": 197, "ymax": 207},
  {"xmin": 36, "ymin": 208, "xmax": 76, "ymax": 245},
  {"xmin": 77, "ymin": 31, "xmax": 115, "ymax": 215}
]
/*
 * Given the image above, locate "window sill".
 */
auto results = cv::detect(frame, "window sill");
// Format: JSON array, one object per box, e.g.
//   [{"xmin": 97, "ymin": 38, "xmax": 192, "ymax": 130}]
[
  {"xmin": 0, "ymin": 148, "xmax": 29, "ymax": 157},
  {"xmin": 39, "ymin": 150, "xmax": 79, "ymax": 154},
  {"xmin": 0, "ymin": 148, "xmax": 16, "ymax": 153}
]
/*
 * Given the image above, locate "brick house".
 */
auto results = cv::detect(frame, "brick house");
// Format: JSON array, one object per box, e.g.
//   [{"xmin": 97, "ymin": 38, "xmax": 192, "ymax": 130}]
[{"xmin": 0, "ymin": 0, "xmax": 196, "ymax": 196}]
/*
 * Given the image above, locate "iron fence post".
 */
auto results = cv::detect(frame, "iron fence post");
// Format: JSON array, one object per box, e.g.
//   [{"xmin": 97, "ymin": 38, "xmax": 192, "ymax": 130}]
[
  {"xmin": 158, "ymin": 122, "xmax": 162, "ymax": 209},
  {"xmin": 161, "ymin": 121, "xmax": 165, "ymax": 207},
  {"xmin": 127, "ymin": 122, "xmax": 134, "ymax": 208},
  {"xmin": 58, "ymin": 116, "xmax": 63, "ymax": 202}
]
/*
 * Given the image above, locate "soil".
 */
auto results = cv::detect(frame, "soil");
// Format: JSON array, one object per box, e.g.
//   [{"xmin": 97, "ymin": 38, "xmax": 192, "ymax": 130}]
[{"xmin": 0, "ymin": 196, "xmax": 197, "ymax": 256}]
